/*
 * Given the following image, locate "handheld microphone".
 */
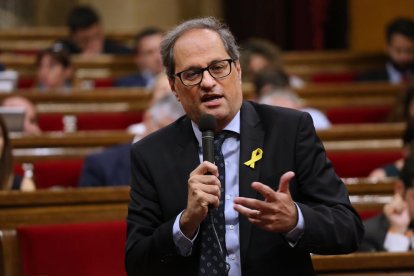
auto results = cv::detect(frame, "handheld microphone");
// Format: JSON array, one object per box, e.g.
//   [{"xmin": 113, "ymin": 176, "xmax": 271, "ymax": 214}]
[
  {"xmin": 199, "ymin": 113, "xmax": 217, "ymax": 163},
  {"xmin": 198, "ymin": 114, "xmax": 231, "ymax": 273}
]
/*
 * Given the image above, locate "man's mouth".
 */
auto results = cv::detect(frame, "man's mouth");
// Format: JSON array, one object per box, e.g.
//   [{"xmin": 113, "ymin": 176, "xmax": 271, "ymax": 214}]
[{"xmin": 201, "ymin": 94, "xmax": 224, "ymax": 103}]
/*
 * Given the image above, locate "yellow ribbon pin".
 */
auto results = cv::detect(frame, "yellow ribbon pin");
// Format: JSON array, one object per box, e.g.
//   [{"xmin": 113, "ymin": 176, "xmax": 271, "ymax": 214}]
[{"xmin": 244, "ymin": 148, "xmax": 263, "ymax": 169}]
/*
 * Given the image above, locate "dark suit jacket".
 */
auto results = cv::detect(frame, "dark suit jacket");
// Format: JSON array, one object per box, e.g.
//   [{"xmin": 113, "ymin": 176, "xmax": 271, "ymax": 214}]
[
  {"xmin": 58, "ymin": 39, "xmax": 133, "ymax": 55},
  {"xmin": 356, "ymin": 67, "xmax": 390, "ymax": 82},
  {"xmin": 115, "ymin": 73, "xmax": 149, "ymax": 88},
  {"xmin": 79, "ymin": 143, "xmax": 131, "ymax": 187},
  {"xmin": 126, "ymin": 101, "xmax": 364, "ymax": 275}
]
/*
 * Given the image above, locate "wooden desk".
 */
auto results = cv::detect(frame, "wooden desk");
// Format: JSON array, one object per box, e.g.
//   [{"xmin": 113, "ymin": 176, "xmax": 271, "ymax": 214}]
[{"xmin": 312, "ymin": 252, "xmax": 414, "ymax": 275}]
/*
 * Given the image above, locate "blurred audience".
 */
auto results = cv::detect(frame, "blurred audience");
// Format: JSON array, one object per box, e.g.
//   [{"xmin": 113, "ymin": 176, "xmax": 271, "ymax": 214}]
[
  {"xmin": 78, "ymin": 93, "xmax": 184, "ymax": 187},
  {"xmin": 35, "ymin": 45, "xmax": 72, "ymax": 92},
  {"xmin": 369, "ymin": 121, "xmax": 414, "ymax": 180},
  {"xmin": 360, "ymin": 154, "xmax": 414, "ymax": 252},
  {"xmin": 388, "ymin": 86, "xmax": 414, "ymax": 122},
  {"xmin": 116, "ymin": 27, "xmax": 164, "ymax": 88},
  {"xmin": 0, "ymin": 115, "xmax": 35, "ymax": 191},
  {"xmin": 259, "ymin": 90, "xmax": 331, "ymax": 129},
  {"xmin": 240, "ymin": 38, "xmax": 305, "ymax": 87},
  {"xmin": 253, "ymin": 68, "xmax": 290, "ymax": 99},
  {"xmin": 1, "ymin": 96, "xmax": 41, "ymax": 134},
  {"xmin": 357, "ymin": 17, "xmax": 414, "ymax": 83},
  {"xmin": 59, "ymin": 5, "xmax": 132, "ymax": 55}
]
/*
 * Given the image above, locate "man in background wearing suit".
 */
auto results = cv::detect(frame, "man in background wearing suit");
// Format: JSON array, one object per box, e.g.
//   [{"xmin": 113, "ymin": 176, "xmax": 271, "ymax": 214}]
[
  {"xmin": 126, "ymin": 17, "xmax": 363, "ymax": 276},
  {"xmin": 360, "ymin": 155, "xmax": 414, "ymax": 252},
  {"xmin": 358, "ymin": 17, "xmax": 414, "ymax": 83},
  {"xmin": 115, "ymin": 28, "xmax": 164, "ymax": 88}
]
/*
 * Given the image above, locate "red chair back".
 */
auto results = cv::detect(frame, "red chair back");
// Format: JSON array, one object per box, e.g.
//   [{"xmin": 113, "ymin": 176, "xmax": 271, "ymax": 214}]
[
  {"xmin": 18, "ymin": 221, "xmax": 126, "ymax": 276},
  {"xmin": 327, "ymin": 150, "xmax": 403, "ymax": 178}
]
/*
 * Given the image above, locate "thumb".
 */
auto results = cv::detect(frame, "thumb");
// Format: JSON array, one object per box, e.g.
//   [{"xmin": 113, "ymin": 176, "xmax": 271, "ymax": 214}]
[{"xmin": 277, "ymin": 171, "xmax": 295, "ymax": 194}]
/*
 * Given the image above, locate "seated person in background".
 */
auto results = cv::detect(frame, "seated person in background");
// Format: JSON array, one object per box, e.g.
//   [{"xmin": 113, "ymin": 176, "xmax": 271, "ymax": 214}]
[
  {"xmin": 260, "ymin": 90, "xmax": 331, "ymax": 129},
  {"xmin": 115, "ymin": 28, "xmax": 164, "ymax": 88},
  {"xmin": 59, "ymin": 5, "xmax": 132, "ymax": 55},
  {"xmin": 35, "ymin": 45, "xmax": 72, "ymax": 92},
  {"xmin": 253, "ymin": 68, "xmax": 290, "ymax": 99},
  {"xmin": 240, "ymin": 38, "xmax": 305, "ymax": 87},
  {"xmin": 357, "ymin": 17, "xmax": 414, "ymax": 84},
  {"xmin": 78, "ymin": 93, "xmax": 184, "ymax": 187},
  {"xmin": 369, "ymin": 121, "xmax": 414, "ymax": 180},
  {"xmin": 388, "ymin": 85, "xmax": 414, "ymax": 122},
  {"xmin": 360, "ymin": 155, "xmax": 414, "ymax": 252},
  {"xmin": 1, "ymin": 96, "xmax": 41, "ymax": 134},
  {"xmin": 0, "ymin": 116, "xmax": 35, "ymax": 191}
]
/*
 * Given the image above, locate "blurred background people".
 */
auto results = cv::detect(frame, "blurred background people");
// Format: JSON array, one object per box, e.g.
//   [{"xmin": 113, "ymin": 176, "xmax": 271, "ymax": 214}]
[
  {"xmin": 116, "ymin": 27, "xmax": 164, "ymax": 88},
  {"xmin": 78, "ymin": 93, "xmax": 184, "ymax": 187},
  {"xmin": 240, "ymin": 38, "xmax": 305, "ymax": 88},
  {"xmin": 1, "ymin": 96, "xmax": 41, "ymax": 134},
  {"xmin": 360, "ymin": 154, "xmax": 414, "ymax": 252},
  {"xmin": 259, "ymin": 90, "xmax": 331, "ymax": 129},
  {"xmin": 369, "ymin": 120, "xmax": 414, "ymax": 180},
  {"xmin": 35, "ymin": 45, "xmax": 73, "ymax": 92},
  {"xmin": 59, "ymin": 5, "xmax": 132, "ymax": 55},
  {"xmin": 358, "ymin": 17, "xmax": 414, "ymax": 83},
  {"xmin": 0, "ymin": 115, "xmax": 35, "ymax": 191}
]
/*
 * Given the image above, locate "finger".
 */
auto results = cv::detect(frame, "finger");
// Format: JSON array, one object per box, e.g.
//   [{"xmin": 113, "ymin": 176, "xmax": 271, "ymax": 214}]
[
  {"xmin": 190, "ymin": 161, "xmax": 219, "ymax": 177},
  {"xmin": 234, "ymin": 196, "xmax": 268, "ymax": 211},
  {"xmin": 251, "ymin": 182, "xmax": 276, "ymax": 201},
  {"xmin": 190, "ymin": 174, "xmax": 221, "ymax": 187},
  {"xmin": 277, "ymin": 171, "xmax": 295, "ymax": 194},
  {"xmin": 233, "ymin": 203, "xmax": 262, "ymax": 218}
]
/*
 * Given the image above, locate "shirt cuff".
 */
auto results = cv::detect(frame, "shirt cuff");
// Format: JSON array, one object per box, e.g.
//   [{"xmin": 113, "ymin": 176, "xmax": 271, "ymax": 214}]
[
  {"xmin": 285, "ymin": 202, "xmax": 305, "ymax": 247},
  {"xmin": 172, "ymin": 210, "xmax": 199, "ymax": 256},
  {"xmin": 384, "ymin": 231, "xmax": 410, "ymax": 252}
]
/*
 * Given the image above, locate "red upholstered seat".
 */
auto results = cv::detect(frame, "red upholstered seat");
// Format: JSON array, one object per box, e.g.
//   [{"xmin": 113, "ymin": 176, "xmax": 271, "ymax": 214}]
[
  {"xmin": 327, "ymin": 150, "xmax": 403, "ymax": 178},
  {"xmin": 18, "ymin": 221, "xmax": 126, "ymax": 276},
  {"xmin": 38, "ymin": 111, "xmax": 144, "ymax": 131},
  {"xmin": 310, "ymin": 71, "xmax": 357, "ymax": 83},
  {"xmin": 17, "ymin": 77, "xmax": 36, "ymax": 89},
  {"xmin": 326, "ymin": 106, "xmax": 391, "ymax": 124},
  {"xmin": 14, "ymin": 159, "xmax": 84, "ymax": 189},
  {"xmin": 93, "ymin": 78, "xmax": 114, "ymax": 88}
]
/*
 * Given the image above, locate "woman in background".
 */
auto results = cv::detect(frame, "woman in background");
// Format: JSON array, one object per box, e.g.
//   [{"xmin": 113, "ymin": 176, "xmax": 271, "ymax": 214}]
[
  {"xmin": 35, "ymin": 44, "xmax": 73, "ymax": 92},
  {"xmin": 0, "ymin": 116, "xmax": 35, "ymax": 191}
]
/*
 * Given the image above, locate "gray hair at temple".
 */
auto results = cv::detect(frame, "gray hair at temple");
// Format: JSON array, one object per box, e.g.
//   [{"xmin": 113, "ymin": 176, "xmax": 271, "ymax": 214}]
[{"xmin": 160, "ymin": 17, "xmax": 240, "ymax": 79}]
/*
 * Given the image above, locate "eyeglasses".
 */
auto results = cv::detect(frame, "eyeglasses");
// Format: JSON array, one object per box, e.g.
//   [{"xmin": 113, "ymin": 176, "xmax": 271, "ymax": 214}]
[{"xmin": 174, "ymin": 59, "xmax": 234, "ymax": 86}]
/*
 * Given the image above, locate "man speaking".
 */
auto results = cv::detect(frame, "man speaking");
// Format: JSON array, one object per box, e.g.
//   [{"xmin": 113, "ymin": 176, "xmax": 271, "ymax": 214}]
[{"xmin": 125, "ymin": 17, "xmax": 364, "ymax": 276}]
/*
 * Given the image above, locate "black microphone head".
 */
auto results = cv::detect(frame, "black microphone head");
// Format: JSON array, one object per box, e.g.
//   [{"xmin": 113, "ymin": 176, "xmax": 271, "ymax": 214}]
[{"xmin": 199, "ymin": 114, "xmax": 217, "ymax": 132}]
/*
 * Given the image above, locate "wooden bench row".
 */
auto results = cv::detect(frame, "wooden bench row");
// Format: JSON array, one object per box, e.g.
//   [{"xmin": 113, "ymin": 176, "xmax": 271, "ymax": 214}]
[
  {"xmin": 0, "ymin": 50, "xmax": 386, "ymax": 81},
  {"xmin": 0, "ymin": 82, "xmax": 405, "ymax": 114},
  {"xmin": 0, "ymin": 179, "xmax": 395, "ymax": 229},
  {"xmin": 8, "ymin": 123, "xmax": 404, "ymax": 150}
]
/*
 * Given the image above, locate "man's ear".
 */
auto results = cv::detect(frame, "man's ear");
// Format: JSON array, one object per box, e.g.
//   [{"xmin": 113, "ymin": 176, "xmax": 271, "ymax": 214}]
[
  {"xmin": 168, "ymin": 78, "xmax": 180, "ymax": 101},
  {"xmin": 235, "ymin": 60, "xmax": 242, "ymax": 83}
]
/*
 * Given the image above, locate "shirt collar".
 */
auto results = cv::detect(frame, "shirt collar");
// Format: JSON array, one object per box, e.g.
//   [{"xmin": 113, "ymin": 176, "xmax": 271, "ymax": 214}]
[{"xmin": 191, "ymin": 111, "xmax": 241, "ymax": 147}]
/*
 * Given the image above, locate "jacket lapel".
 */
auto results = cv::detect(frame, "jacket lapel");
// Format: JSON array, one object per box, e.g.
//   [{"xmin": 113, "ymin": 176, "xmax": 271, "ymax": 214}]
[{"xmin": 238, "ymin": 102, "xmax": 265, "ymax": 264}]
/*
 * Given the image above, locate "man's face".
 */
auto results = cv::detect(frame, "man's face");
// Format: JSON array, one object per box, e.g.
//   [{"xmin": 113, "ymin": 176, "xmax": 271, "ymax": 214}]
[
  {"xmin": 404, "ymin": 187, "xmax": 414, "ymax": 220},
  {"xmin": 135, "ymin": 34, "xmax": 163, "ymax": 75},
  {"xmin": 71, "ymin": 23, "xmax": 104, "ymax": 55},
  {"xmin": 387, "ymin": 33, "xmax": 414, "ymax": 70},
  {"xmin": 169, "ymin": 29, "xmax": 243, "ymax": 130}
]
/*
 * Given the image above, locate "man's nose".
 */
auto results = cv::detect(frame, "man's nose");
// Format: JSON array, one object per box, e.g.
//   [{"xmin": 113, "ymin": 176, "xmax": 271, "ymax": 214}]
[{"xmin": 200, "ymin": 70, "xmax": 216, "ymax": 88}]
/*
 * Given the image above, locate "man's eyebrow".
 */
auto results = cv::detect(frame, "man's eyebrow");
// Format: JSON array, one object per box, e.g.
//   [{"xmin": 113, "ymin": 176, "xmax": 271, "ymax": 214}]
[{"xmin": 182, "ymin": 59, "xmax": 228, "ymax": 71}]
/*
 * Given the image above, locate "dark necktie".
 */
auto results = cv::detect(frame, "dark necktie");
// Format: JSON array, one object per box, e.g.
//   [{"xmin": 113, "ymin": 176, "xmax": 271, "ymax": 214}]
[{"xmin": 199, "ymin": 132, "xmax": 229, "ymax": 276}]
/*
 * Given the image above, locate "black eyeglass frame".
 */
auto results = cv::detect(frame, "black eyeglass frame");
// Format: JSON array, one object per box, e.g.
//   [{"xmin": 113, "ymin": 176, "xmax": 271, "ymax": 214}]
[{"xmin": 173, "ymin": 58, "xmax": 235, "ymax": 86}]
